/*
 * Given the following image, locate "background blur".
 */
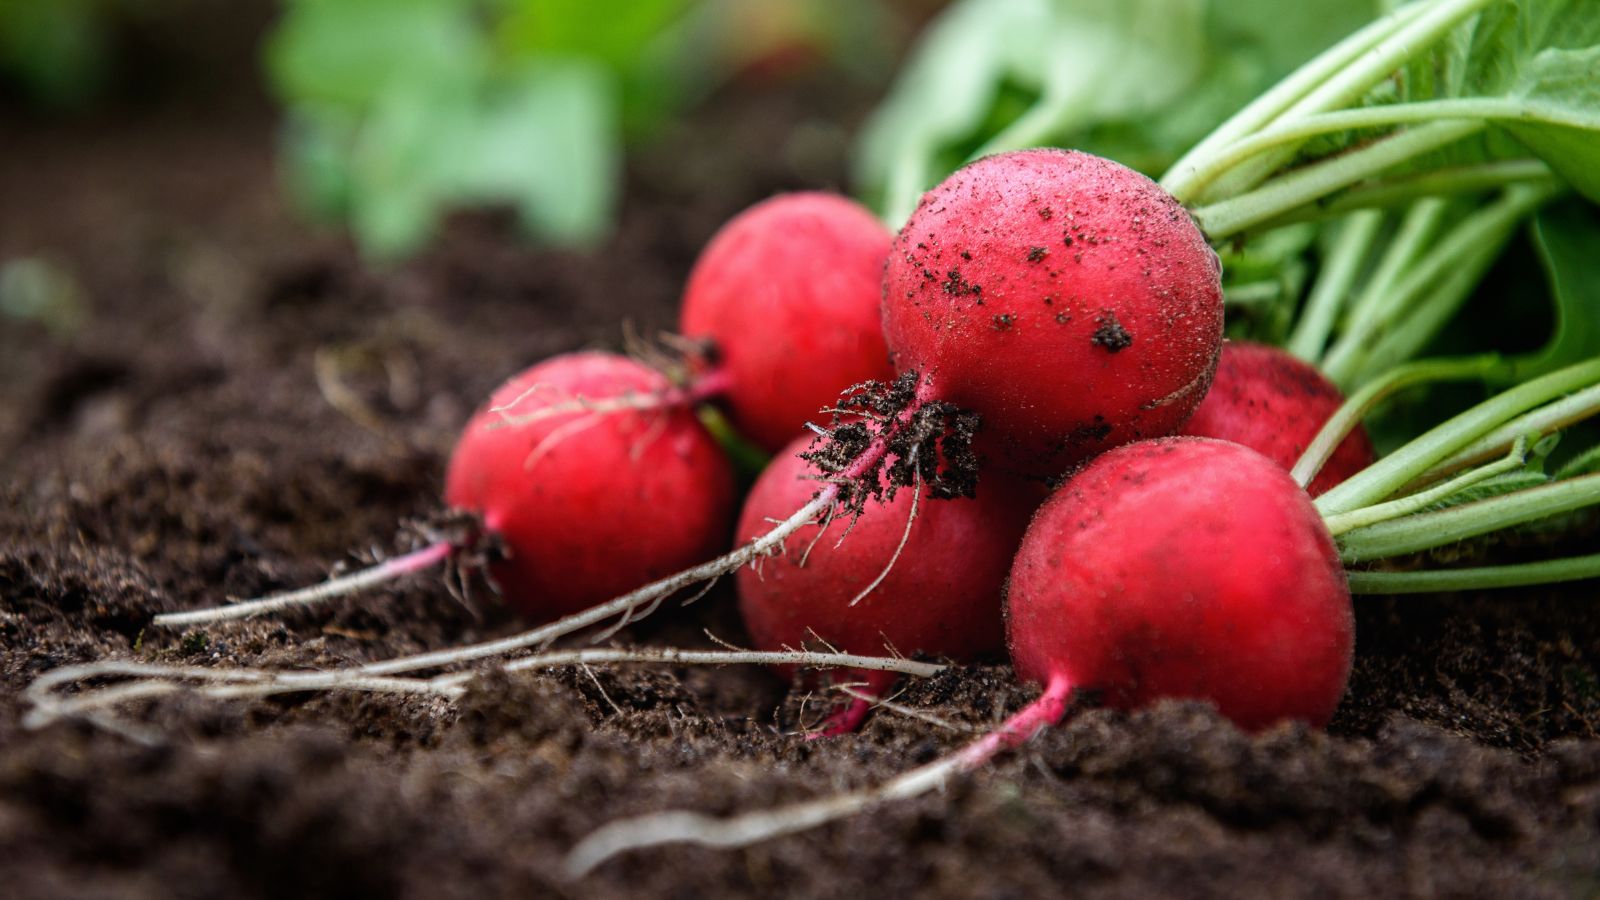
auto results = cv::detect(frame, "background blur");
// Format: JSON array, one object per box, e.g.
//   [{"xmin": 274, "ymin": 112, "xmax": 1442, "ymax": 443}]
[{"xmin": 0, "ymin": 0, "xmax": 925, "ymax": 260}]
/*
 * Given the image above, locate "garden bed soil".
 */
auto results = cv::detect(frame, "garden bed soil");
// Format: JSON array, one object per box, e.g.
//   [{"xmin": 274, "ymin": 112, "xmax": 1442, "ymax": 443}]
[{"xmin": 3, "ymin": 53, "xmax": 1600, "ymax": 900}]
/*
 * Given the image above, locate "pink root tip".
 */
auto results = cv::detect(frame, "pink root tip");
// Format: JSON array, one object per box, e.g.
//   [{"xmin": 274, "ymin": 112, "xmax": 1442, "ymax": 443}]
[
  {"xmin": 803, "ymin": 669, "xmax": 899, "ymax": 739},
  {"xmin": 804, "ymin": 696, "xmax": 876, "ymax": 740}
]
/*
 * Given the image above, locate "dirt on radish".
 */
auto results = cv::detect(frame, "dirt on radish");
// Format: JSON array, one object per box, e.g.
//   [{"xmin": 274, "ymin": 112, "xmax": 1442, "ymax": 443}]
[{"xmin": 3, "ymin": 18, "xmax": 1600, "ymax": 900}]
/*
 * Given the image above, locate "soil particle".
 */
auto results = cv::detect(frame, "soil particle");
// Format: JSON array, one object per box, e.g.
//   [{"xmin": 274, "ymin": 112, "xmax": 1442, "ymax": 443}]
[
  {"xmin": 1091, "ymin": 312, "xmax": 1134, "ymax": 352},
  {"xmin": 941, "ymin": 268, "xmax": 983, "ymax": 300}
]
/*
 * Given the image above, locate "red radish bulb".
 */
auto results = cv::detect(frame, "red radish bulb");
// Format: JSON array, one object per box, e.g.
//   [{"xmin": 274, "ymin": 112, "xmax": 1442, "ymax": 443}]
[
  {"xmin": 445, "ymin": 352, "xmax": 736, "ymax": 621},
  {"xmin": 680, "ymin": 192, "xmax": 894, "ymax": 451},
  {"xmin": 883, "ymin": 149, "xmax": 1224, "ymax": 479},
  {"xmin": 736, "ymin": 435, "xmax": 1036, "ymax": 730},
  {"xmin": 1007, "ymin": 437, "xmax": 1353, "ymax": 730},
  {"xmin": 1182, "ymin": 341, "xmax": 1375, "ymax": 496}
]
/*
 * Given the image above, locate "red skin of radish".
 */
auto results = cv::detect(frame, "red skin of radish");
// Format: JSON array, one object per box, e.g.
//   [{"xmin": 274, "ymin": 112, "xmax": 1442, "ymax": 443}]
[
  {"xmin": 444, "ymin": 352, "xmax": 735, "ymax": 622},
  {"xmin": 736, "ymin": 435, "xmax": 1035, "ymax": 685},
  {"xmin": 1007, "ymin": 437, "xmax": 1353, "ymax": 730},
  {"xmin": 1182, "ymin": 341, "xmax": 1375, "ymax": 497},
  {"xmin": 883, "ymin": 149, "xmax": 1224, "ymax": 480},
  {"xmin": 681, "ymin": 192, "xmax": 894, "ymax": 452}
]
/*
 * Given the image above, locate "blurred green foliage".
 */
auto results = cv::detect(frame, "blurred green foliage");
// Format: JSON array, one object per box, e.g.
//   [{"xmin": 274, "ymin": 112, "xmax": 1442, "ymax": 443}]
[
  {"xmin": 268, "ymin": 0, "xmax": 889, "ymax": 259},
  {"xmin": 856, "ymin": 0, "xmax": 1380, "ymax": 226},
  {"xmin": 267, "ymin": 0, "xmax": 678, "ymax": 258},
  {"xmin": 0, "ymin": 0, "xmax": 115, "ymax": 107}
]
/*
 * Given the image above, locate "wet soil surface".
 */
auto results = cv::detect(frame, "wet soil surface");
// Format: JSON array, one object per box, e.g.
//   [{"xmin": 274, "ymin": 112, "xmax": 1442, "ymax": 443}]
[{"xmin": 3, "ymin": 63, "xmax": 1600, "ymax": 900}]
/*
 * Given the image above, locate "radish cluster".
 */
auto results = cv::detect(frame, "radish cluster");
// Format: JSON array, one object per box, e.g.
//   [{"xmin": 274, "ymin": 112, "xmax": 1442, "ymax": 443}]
[
  {"xmin": 694, "ymin": 150, "xmax": 1353, "ymax": 736},
  {"xmin": 174, "ymin": 148, "xmax": 1364, "ymax": 740}
]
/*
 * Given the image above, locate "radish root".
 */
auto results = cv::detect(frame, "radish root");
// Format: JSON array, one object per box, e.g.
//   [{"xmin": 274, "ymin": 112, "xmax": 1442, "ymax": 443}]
[
  {"xmin": 24, "ymin": 649, "xmax": 947, "ymax": 732},
  {"xmin": 564, "ymin": 677, "xmax": 1074, "ymax": 877},
  {"xmin": 152, "ymin": 540, "xmax": 455, "ymax": 628},
  {"xmin": 140, "ymin": 374, "xmax": 948, "ymax": 704},
  {"xmin": 848, "ymin": 459, "xmax": 920, "ymax": 607},
  {"xmin": 489, "ymin": 368, "xmax": 732, "ymax": 430}
]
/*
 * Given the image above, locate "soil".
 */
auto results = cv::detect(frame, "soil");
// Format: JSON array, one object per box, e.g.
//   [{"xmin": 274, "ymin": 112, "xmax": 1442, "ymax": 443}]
[{"xmin": 3, "ymin": 16, "xmax": 1600, "ymax": 900}]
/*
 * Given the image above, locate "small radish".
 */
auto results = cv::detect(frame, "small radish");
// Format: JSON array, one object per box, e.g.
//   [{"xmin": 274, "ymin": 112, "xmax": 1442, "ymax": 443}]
[
  {"xmin": 1007, "ymin": 437, "xmax": 1354, "ymax": 730},
  {"xmin": 444, "ymin": 352, "xmax": 737, "ymax": 620},
  {"xmin": 735, "ymin": 434, "xmax": 1035, "ymax": 734},
  {"xmin": 1182, "ymin": 341, "xmax": 1375, "ymax": 496},
  {"xmin": 883, "ymin": 149, "xmax": 1224, "ymax": 479},
  {"xmin": 680, "ymin": 192, "xmax": 895, "ymax": 451},
  {"xmin": 156, "ymin": 351, "xmax": 736, "ymax": 627}
]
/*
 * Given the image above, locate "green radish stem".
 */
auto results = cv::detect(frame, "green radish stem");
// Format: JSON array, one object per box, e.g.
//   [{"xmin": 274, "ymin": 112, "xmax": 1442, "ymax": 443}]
[
  {"xmin": 1320, "ymin": 198, "xmax": 1450, "ymax": 378},
  {"xmin": 1252, "ymin": 160, "xmax": 1557, "ymax": 230},
  {"xmin": 1299, "ymin": 358, "xmax": 1600, "ymax": 593},
  {"xmin": 1336, "ymin": 472, "xmax": 1600, "ymax": 563},
  {"xmin": 1321, "ymin": 437, "xmax": 1531, "ymax": 537},
  {"xmin": 1161, "ymin": 0, "xmax": 1431, "ymax": 199},
  {"xmin": 1225, "ymin": 281, "xmax": 1290, "ymax": 307},
  {"xmin": 1348, "ymin": 553, "xmax": 1600, "ymax": 593},
  {"xmin": 1321, "ymin": 183, "xmax": 1563, "ymax": 387},
  {"xmin": 1347, "ymin": 242, "xmax": 1508, "ymax": 387},
  {"xmin": 1286, "ymin": 210, "xmax": 1383, "ymax": 361},
  {"xmin": 1171, "ymin": 99, "xmax": 1565, "ymax": 209},
  {"xmin": 1291, "ymin": 355, "xmax": 1507, "ymax": 490},
  {"xmin": 1314, "ymin": 357, "xmax": 1600, "ymax": 517},
  {"xmin": 1191, "ymin": 120, "xmax": 1486, "ymax": 240},
  {"xmin": 1170, "ymin": 0, "xmax": 1494, "ymax": 203},
  {"xmin": 1167, "ymin": 0, "xmax": 1494, "ymax": 206},
  {"xmin": 1418, "ymin": 382, "xmax": 1600, "ymax": 484}
]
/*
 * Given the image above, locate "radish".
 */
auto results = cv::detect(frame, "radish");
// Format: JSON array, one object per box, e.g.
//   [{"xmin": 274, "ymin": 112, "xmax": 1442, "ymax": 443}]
[
  {"xmin": 1006, "ymin": 437, "xmax": 1353, "ymax": 731},
  {"xmin": 154, "ymin": 351, "xmax": 736, "ymax": 627},
  {"xmin": 883, "ymin": 148, "xmax": 1224, "ymax": 479},
  {"xmin": 735, "ymin": 434, "xmax": 1035, "ymax": 734},
  {"xmin": 442, "ymin": 352, "xmax": 736, "ymax": 620},
  {"xmin": 680, "ymin": 192, "xmax": 895, "ymax": 451},
  {"xmin": 1183, "ymin": 341, "xmax": 1375, "ymax": 496}
]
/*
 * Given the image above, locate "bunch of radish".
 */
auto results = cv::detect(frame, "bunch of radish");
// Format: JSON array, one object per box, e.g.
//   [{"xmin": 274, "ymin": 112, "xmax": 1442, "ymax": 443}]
[
  {"xmin": 149, "ymin": 145, "xmax": 1356, "ymax": 739},
  {"xmin": 222, "ymin": 143, "xmax": 1381, "ymax": 727},
  {"xmin": 135, "ymin": 145, "xmax": 1589, "ymax": 749}
]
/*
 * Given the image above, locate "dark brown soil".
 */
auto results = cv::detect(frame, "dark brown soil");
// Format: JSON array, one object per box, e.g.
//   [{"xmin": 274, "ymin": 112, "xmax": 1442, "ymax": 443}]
[{"xmin": 4, "ymin": 31, "xmax": 1600, "ymax": 900}]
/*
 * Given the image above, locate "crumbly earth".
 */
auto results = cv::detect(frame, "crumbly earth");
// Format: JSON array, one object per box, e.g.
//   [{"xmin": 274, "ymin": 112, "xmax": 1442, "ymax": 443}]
[{"xmin": 3, "ymin": 24, "xmax": 1600, "ymax": 900}]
